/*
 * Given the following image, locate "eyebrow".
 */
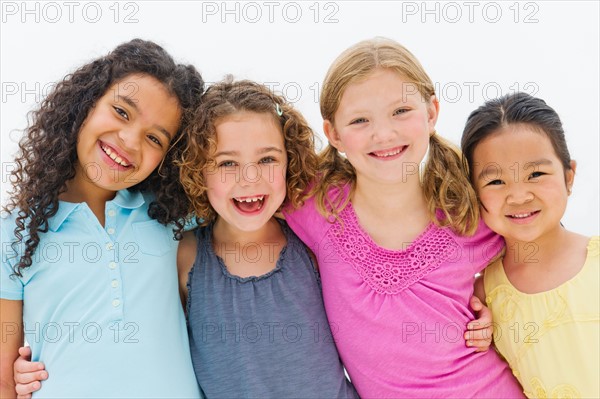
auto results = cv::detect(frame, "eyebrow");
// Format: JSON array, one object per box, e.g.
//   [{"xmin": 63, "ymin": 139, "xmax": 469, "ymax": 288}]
[
  {"xmin": 213, "ymin": 146, "xmax": 284, "ymax": 158},
  {"xmin": 117, "ymin": 95, "xmax": 174, "ymax": 142},
  {"xmin": 476, "ymin": 158, "xmax": 555, "ymax": 180},
  {"xmin": 524, "ymin": 159, "xmax": 553, "ymax": 169},
  {"xmin": 477, "ymin": 164, "xmax": 502, "ymax": 181}
]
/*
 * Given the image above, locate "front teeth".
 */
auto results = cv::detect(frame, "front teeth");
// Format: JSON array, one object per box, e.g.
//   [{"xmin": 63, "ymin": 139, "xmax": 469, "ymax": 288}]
[
  {"xmin": 375, "ymin": 148, "xmax": 401, "ymax": 157},
  {"xmin": 101, "ymin": 144, "xmax": 130, "ymax": 167},
  {"xmin": 234, "ymin": 196, "xmax": 264, "ymax": 203},
  {"xmin": 512, "ymin": 212, "xmax": 533, "ymax": 218}
]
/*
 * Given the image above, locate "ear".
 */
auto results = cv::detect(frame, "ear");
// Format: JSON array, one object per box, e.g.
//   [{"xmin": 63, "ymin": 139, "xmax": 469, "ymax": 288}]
[
  {"xmin": 566, "ymin": 160, "xmax": 577, "ymax": 194},
  {"xmin": 427, "ymin": 95, "xmax": 440, "ymax": 133},
  {"xmin": 323, "ymin": 120, "xmax": 345, "ymax": 153}
]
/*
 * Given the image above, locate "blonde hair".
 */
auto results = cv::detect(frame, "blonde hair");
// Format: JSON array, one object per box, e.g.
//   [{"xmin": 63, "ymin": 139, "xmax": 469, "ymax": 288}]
[
  {"xmin": 316, "ymin": 37, "xmax": 478, "ymax": 235},
  {"xmin": 178, "ymin": 78, "xmax": 318, "ymax": 225}
]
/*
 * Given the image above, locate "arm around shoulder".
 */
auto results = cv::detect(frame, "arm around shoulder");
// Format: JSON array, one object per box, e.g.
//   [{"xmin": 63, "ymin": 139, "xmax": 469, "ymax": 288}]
[
  {"xmin": 0, "ymin": 299, "xmax": 23, "ymax": 399},
  {"xmin": 474, "ymin": 272, "xmax": 486, "ymax": 304}
]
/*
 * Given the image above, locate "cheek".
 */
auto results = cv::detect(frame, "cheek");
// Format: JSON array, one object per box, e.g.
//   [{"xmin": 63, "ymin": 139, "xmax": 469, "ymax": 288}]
[
  {"xmin": 476, "ymin": 193, "xmax": 503, "ymax": 228},
  {"xmin": 205, "ymin": 182, "xmax": 229, "ymax": 213},
  {"xmin": 140, "ymin": 147, "xmax": 167, "ymax": 171},
  {"xmin": 205, "ymin": 172, "xmax": 226, "ymax": 193},
  {"xmin": 269, "ymin": 164, "xmax": 287, "ymax": 195},
  {"xmin": 338, "ymin": 129, "xmax": 362, "ymax": 150},
  {"xmin": 538, "ymin": 181, "xmax": 570, "ymax": 204},
  {"xmin": 404, "ymin": 113, "xmax": 428, "ymax": 130},
  {"xmin": 79, "ymin": 110, "xmax": 112, "ymax": 139},
  {"xmin": 478, "ymin": 190, "xmax": 502, "ymax": 211}
]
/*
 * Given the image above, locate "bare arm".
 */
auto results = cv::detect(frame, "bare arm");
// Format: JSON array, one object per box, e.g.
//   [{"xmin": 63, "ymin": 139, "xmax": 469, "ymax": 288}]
[
  {"xmin": 464, "ymin": 272, "xmax": 492, "ymax": 352},
  {"xmin": 13, "ymin": 346, "xmax": 47, "ymax": 399},
  {"xmin": 473, "ymin": 272, "xmax": 486, "ymax": 304},
  {"xmin": 177, "ymin": 230, "xmax": 198, "ymax": 311},
  {"xmin": 0, "ymin": 299, "xmax": 23, "ymax": 399}
]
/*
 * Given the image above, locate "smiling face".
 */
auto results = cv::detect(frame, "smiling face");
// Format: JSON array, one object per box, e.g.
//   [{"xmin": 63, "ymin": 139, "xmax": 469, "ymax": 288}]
[
  {"xmin": 323, "ymin": 68, "xmax": 438, "ymax": 185},
  {"xmin": 73, "ymin": 74, "xmax": 181, "ymax": 197},
  {"xmin": 204, "ymin": 111, "xmax": 288, "ymax": 233},
  {"xmin": 472, "ymin": 124, "xmax": 575, "ymax": 244}
]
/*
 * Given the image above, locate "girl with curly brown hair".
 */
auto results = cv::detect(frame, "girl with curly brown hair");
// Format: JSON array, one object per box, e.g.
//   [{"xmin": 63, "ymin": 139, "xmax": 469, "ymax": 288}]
[
  {"xmin": 1, "ymin": 39, "xmax": 204, "ymax": 398},
  {"xmin": 176, "ymin": 78, "xmax": 358, "ymax": 398}
]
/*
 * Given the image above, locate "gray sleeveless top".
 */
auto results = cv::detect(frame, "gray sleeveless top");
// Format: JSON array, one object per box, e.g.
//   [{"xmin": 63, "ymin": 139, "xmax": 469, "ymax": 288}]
[{"xmin": 186, "ymin": 220, "xmax": 358, "ymax": 398}]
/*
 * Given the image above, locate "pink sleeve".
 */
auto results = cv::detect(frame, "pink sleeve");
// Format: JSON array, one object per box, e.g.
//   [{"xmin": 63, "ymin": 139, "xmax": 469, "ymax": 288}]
[
  {"xmin": 460, "ymin": 218, "xmax": 504, "ymax": 274},
  {"xmin": 283, "ymin": 195, "xmax": 331, "ymax": 253}
]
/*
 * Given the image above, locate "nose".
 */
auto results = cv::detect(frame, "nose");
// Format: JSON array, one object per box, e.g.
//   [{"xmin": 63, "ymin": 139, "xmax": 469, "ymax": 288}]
[
  {"xmin": 117, "ymin": 127, "xmax": 142, "ymax": 153},
  {"xmin": 372, "ymin": 118, "xmax": 397, "ymax": 143},
  {"xmin": 506, "ymin": 185, "xmax": 534, "ymax": 205},
  {"xmin": 239, "ymin": 162, "xmax": 262, "ymax": 186}
]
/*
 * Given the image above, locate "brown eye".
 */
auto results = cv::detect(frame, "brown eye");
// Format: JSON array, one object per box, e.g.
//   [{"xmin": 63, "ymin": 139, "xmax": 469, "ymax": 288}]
[
  {"xmin": 529, "ymin": 171, "xmax": 545, "ymax": 180},
  {"xmin": 113, "ymin": 106, "xmax": 129, "ymax": 120},
  {"xmin": 147, "ymin": 135, "xmax": 162, "ymax": 147},
  {"xmin": 485, "ymin": 179, "xmax": 504, "ymax": 187}
]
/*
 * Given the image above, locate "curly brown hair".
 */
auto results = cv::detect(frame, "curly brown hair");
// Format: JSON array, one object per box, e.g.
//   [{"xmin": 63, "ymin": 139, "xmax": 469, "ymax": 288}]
[
  {"xmin": 316, "ymin": 37, "xmax": 479, "ymax": 236},
  {"xmin": 178, "ymin": 78, "xmax": 318, "ymax": 225},
  {"xmin": 4, "ymin": 39, "xmax": 204, "ymax": 276}
]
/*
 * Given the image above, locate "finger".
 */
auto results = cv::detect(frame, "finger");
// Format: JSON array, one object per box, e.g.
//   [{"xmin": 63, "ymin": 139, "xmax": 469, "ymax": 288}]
[
  {"xmin": 466, "ymin": 337, "xmax": 492, "ymax": 349},
  {"xmin": 15, "ymin": 381, "xmax": 42, "ymax": 396},
  {"xmin": 466, "ymin": 335, "xmax": 493, "ymax": 345},
  {"xmin": 470, "ymin": 296, "xmax": 483, "ymax": 311},
  {"xmin": 14, "ymin": 370, "xmax": 48, "ymax": 384},
  {"xmin": 17, "ymin": 346, "xmax": 32, "ymax": 359},
  {"xmin": 464, "ymin": 327, "xmax": 494, "ymax": 342},
  {"xmin": 467, "ymin": 319, "xmax": 492, "ymax": 330},
  {"xmin": 14, "ymin": 359, "xmax": 45, "ymax": 374},
  {"xmin": 468, "ymin": 312, "xmax": 492, "ymax": 330}
]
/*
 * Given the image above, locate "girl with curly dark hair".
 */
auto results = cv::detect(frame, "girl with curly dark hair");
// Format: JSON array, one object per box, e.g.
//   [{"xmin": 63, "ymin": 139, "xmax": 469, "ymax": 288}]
[
  {"xmin": 1, "ymin": 39, "xmax": 204, "ymax": 398},
  {"xmin": 176, "ymin": 78, "xmax": 357, "ymax": 398}
]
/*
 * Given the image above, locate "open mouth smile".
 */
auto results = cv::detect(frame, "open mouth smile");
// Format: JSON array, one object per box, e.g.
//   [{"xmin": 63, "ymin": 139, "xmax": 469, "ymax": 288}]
[
  {"xmin": 99, "ymin": 141, "xmax": 133, "ymax": 169},
  {"xmin": 232, "ymin": 195, "xmax": 267, "ymax": 214}
]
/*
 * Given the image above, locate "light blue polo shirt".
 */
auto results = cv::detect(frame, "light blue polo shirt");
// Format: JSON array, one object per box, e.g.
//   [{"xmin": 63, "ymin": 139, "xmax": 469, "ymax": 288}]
[{"xmin": 1, "ymin": 190, "xmax": 201, "ymax": 398}]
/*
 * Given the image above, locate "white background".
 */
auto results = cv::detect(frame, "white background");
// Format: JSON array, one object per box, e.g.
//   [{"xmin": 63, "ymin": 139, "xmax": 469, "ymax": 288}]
[{"xmin": 1, "ymin": 0, "xmax": 598, "ymax": 236}]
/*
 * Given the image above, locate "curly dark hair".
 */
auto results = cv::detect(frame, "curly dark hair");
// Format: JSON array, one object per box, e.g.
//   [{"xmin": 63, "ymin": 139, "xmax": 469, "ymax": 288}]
[
  {"xmin": 4, "ymin": 39, "xmax": 204, "ymax": 276},
  {"xmin": 178, "ymin": 77, "xmax": 318, "ymax": 226}
]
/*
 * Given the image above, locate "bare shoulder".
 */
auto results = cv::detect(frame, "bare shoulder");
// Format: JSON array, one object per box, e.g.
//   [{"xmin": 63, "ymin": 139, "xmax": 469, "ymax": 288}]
[
  {"xmin": 177, "ymin": 230, "xmax": 198, "ymax": 277},
  {"xmin": 565, "ymin": 231, "xmax": 593, "ymax": 267}
]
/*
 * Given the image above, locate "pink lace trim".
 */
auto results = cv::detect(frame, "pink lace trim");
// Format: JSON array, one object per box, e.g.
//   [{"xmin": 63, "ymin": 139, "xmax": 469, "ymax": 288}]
[{"xmin": 328, "ymin": 203, "xmax": 458, "ymax": 294}]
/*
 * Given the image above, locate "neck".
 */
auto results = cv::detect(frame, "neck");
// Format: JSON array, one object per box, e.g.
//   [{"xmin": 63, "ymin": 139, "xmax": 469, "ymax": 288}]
[
  {"xmin": 353, "ymin": 174, "xmax": 426, "ymax": 214},
  {"xmin": 59, "ymin": 170, "xmax": 117, "ymax": 225},
  {"xmin": 350, "ymin": 174, "xmax": 430, "ymax": 248},
  {"xmin": 212, "ymin": 217, "xmax": 282, "ymax": 247},
  {"xmin": 60, "ymin": 169, "xmax": 117, "ymax": 204},
  {"xmin": 503, "ymin": 225, "xmax": 572, "ymax": 267}
]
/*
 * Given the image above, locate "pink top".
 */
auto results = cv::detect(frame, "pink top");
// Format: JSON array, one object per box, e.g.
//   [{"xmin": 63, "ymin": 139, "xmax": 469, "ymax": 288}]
[{"xmin": 284, "ymin": 185, "xmax": 524, "ymax": 398}]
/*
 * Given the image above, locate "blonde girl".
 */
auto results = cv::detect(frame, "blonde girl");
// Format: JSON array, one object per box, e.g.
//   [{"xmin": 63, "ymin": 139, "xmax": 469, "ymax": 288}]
[{"xmin": 284, "ymin": 38, "xmax": 524, "ymax": 398}]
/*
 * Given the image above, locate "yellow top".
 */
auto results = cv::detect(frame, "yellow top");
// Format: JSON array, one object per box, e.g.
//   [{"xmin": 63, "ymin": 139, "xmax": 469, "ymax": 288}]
[{"xmin": 484, "ymin": 236, "xmax": 600, "ymax": 398}]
